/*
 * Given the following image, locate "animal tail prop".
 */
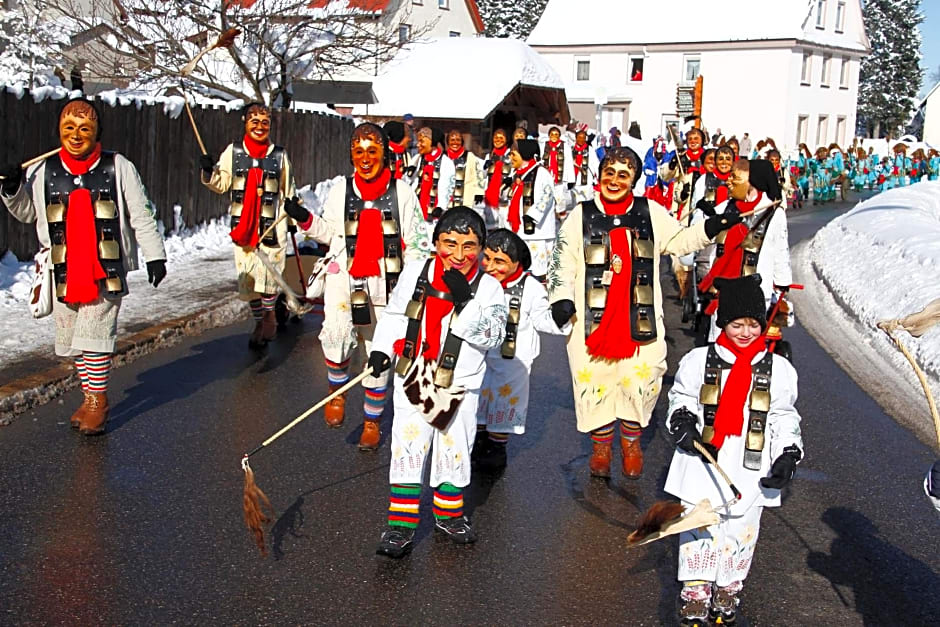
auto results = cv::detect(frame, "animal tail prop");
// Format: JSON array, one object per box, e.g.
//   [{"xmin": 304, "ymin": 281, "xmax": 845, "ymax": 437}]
[
  {"xmin": 627, "ymin": 499, "xmax": 722, "ymax": 546},
  {"xmin": 181, "ymin": 28, "xmax": 240, "ymax": 77},
  {"xmin": 240, "ymin": 369, "xmax": 372, "ymax": 555},
  {"xmin": 252, "ymin": 212, "xmax": 314, "ymax": 316},
  {"xmin": 877, "ymin": 297, "xmax": 940, "ymax": 450}
]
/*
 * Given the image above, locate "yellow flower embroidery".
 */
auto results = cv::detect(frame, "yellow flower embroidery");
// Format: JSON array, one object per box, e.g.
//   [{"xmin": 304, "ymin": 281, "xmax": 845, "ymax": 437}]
[
  {"xmin": 442, "ymin": 433, "xmax": 455, "ymax": 448},
  {"xmin": 338, "ymin": 302, "xmax": 349, "ymax": 312},
  {"xmin": 634, "ymin": 362, "xmax": 652, "ymax": 381},
  {"xmin": 393, "ymin": 446, "xmax": 403, "ymax": 459},
  {"xmin": 596, "ymin": 384, "xmax": 607, "ymax": 397},
  {"xmin": 577, "ymin": 367, "xmax": 593, "ymax": 384},
  {"xmin": 740, "ymin": 525, "xmax": 756, "ymax": 546},
  {"xmin": 619, "ymin": 375, "xmax": 632, "ymax": 388},
  {"xmin": 454, "ymin": 452, "xmax": 462, "ymax": 463},
  {"xmin": 498, "ymin": 384, "xmax": 513, "ymax": 398},
  {"xmin": 403, "ymin": 422, "xmax": 420, "ymax": 442},
  {"xmin": 508, "ymin": 396, "xmax": 519, "ymax": 406}
]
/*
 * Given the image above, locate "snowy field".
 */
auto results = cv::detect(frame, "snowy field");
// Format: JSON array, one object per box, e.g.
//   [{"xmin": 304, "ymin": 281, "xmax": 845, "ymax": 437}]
[{"xmin": 798, "ymin": 181, "xmax": 940, "ymax": 440}]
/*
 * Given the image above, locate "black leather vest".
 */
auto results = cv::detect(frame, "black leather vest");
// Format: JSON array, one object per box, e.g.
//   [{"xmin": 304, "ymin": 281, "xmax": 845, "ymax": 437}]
[
  {"xmin": 486, "ymin": 153, "xmax": 512, "ymax": 208},
  {"xmin": 542, "ymin": 142, "xmax": 565, "ymax": 184},
  {"xmin": 44, "ymin": 152, "xmax": 124, "ymax": 301},
  {"xmin": 572, "ymin": 145, "xmax": 591, "ymax": 186},
  {"xmin": 343, "ymin": 176, "xmax": 403, "ymax": 294},
  {"xmin": 230, "ymin": 143, "xmax": 284, "ymax": 247},
  {"xmin": 450, "ymin": 152, "xmax": 467, "ymax": 208}
]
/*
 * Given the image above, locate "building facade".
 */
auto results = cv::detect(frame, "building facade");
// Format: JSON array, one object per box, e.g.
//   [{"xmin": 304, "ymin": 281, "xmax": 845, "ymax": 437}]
[{"xmin": 528, "ymin": 0, "xmax": 869, "ymax": 154}]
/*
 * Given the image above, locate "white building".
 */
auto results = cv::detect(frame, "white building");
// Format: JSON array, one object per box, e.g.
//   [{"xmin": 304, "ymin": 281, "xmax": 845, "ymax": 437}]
[
  {"xmin": 527, "ymin": 0, "xmax": 870, "ymax": 154},
  {"xmin": 916, "ymin": 81, "xmax": 940, "ymax": 148}
]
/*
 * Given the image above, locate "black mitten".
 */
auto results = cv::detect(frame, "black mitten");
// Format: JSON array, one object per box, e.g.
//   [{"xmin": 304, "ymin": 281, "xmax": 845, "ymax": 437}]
[
  {"xmin": 760, "ymin": 445, "xmax": 802, "ymax": 489},
  {"xmin": 0, "ymin": 162, "xmax": 22, "ymax": 195},
  {"xmin": 441, "ymin": 268, "xmax": 472, "ymax": 307},
  {"xmin": 146, "ymin": 260, "xmax": 167, "ymax": 288},
  {"xmin": 550, "ymin": 299, "xmax": 576, "ymax": 328},
  {"xmin": 283, "ymin": 196, "xmax": 310, "ymax": 223},
  {"xmin": 696, "ymin": 198, "xmax": 716, "ymax": 217},
  {"xmin": 367, "ymin": 351, "xmax": 391, "ymax": 377},
  {"xmin": 668, "ymin": 408, "xmax": 717, "ymax": 461},
  {"xmin": 199, "ymin": 153, "xmax": 217, "ymax": 175},
  {"xmin": 430, "ymin": 207, "xmax": 444, "ymax": 219},
  {"xmin": 704, "ymin": 211, "xmax": 743, "ymax": 239}
]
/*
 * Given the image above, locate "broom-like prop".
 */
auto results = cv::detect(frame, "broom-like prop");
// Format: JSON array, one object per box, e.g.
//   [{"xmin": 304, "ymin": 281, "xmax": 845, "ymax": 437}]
[
  {"xmin": 627, "ymin": 441, "xmax": 741, "ymax": 547},
  {"xmin": 877, "ymin": 298, "xmax": 940, "ymax": 450},
  {"xmin": 179, "ymin": 28, "xmax": 240, "ymax": 155},
  {"xmin": 0, "ymin": 148, "xmax": 64, "ymax": 179},
  {"xmin": 251, "ymin": 212, "xmax": 315, "ymax": 316},
  {"xmin": 241, "ymin": 369, "xmax": 372, "ymax": 556}
]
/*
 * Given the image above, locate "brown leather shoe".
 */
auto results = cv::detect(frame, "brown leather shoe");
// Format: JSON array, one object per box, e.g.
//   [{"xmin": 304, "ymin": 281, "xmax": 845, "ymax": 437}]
[
  {"xmin": 359, "ymin": 419, "xmax": 381, "ymax": 450},
  {"xmin": 79, "ymin": 392, "xmax": 109, "ymax": 436},
  {"xmin": 70, "ymin": 392, "xmax": 92, "ymax": 429},
  {"xmin": 588, "ymin": 441, "xmax": 612, "ymax": 478},
  {"xmin": 324, "ymin": 391, "xmax": 346, "ymax": 428},
  {"xmin": 622, "ymin": 436, "xmax": 644, "ymax": 479},
  {"xmin": 261, "ymin": 309, "xmax": 277, "ymax": 341},
  {"xmin": 248, "ymin": 320, "xmax": 265, "ymax": 350}
]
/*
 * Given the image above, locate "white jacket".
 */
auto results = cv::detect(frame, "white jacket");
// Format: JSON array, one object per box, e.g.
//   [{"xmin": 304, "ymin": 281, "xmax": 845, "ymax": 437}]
[
  {"xmin": 486, "ymin": 273, "xmax": 570, "ymax": 366},
  {"xmin": 665, "ymin": 343, "xmax": 803, "ymax": 515},
  {"xmin": 412, "ymin": 153, "xmax": 456, "ymax": 214},
  {"xmin": 515, "ymin": 165, "xmax": 556, "ymax": 242}
]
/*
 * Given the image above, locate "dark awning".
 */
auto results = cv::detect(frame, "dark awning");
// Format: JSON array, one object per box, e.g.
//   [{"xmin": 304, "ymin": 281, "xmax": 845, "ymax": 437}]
[{"xmin": 292, "ymin": 80, "xmax": 377, "ymax": 105}]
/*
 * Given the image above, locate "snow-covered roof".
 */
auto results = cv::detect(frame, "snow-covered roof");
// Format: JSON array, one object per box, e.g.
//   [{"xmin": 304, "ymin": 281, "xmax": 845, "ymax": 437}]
[
  {"xmin": 528, "ymin": 0, "xmax": 868, "ymax": 53},
  {"xmin": 352, "ymin": 37, "xmax": 566, "ymax": 119}
]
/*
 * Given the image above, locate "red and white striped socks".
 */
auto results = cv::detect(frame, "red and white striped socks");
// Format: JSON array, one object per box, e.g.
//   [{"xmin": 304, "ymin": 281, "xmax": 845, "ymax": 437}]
[{"xmin": 75, "ymin": 352, "xmax": 112, "ymax": 394}]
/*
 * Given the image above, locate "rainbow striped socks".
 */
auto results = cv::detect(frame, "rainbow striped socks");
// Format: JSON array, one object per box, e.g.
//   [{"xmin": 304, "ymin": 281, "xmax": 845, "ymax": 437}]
[
  {"xmin": 325, "ymin": 358, "xmax": 351, "ymax": 389},
  {"xmin": 432, "ymin": 483, "xmax": 463, "ymax": 520},
  {"xmin": 619, "ymin": 419, "xmax": 642, "ymax": 442},
  {"xmin": 363, "ymin": 385, "xmax": 387, "ymax": 421},
  {"xmin": 388, "ymin": 483, "xmax": 421, "ymax": 528},
  {"xmin": 249, "ymin": 299, "xmax": 263, "ymax": 321},
  {"xmin": 591, "ymin": 422, "xmax": 615, "ymax": 444}
]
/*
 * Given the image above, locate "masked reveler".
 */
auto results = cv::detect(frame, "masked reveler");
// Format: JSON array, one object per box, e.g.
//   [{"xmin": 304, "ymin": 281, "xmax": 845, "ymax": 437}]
[
  {"xmin": 445, "ymin": 129, "xmax": 484, "ymax": 212},
  {"xmin": 482, "ymin": 128, "xmax": 513, "ymax": 229},
  {"xmin": 413, "ymin": 127, "xmax": 455, "ymax": 222},
  {"xmin": 570, "ymin": 129, "xmax": 598, "ymax": 191},
  {"xmin": 282, "ymin": 123, "xmax": 430, "ymax": 449},
  {"xmin": 366, "ymin": 207, "xmax": 508, "ymax": 558},
  {"xmin": 547, "ymin": 146, "xmax": 740, "ymax": 479},
  {"xmin": 0, "ymin": 99, "xmax": 167, "ymax": 435},
  {"xmin": 507, "ymin": 139, "xmax": 556, "ymax": 281},
  {"xmin": 201, "ymin": 102, "xmax": 296, "ymax": 350},
  {"xmin": 474, "ymin": 229, "xmax": 571, "ymax": 470},
  {"xmin": 384, "ymin": 121, "xmax": 416, "ymax": 185},
  {"xmin": 542, "ymin": 125, "xmax": 574, "ymax": 216},
  {"xmin": 698, "ymin": 159, "xmax": 792, "ymax": 343}
]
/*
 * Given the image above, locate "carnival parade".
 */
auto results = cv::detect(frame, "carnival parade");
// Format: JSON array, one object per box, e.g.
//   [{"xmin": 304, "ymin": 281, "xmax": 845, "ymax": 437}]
[{"xmin": 0, "ymin": 0, "xmax": 938, "ymax": 624}]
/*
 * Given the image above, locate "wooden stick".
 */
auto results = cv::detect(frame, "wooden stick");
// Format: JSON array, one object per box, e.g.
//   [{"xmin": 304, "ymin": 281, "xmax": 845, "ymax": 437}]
[
  {"xmin": 0, "ymin": 148, "xmax": 67, "ymax": 180},
  {"xmin": 183, "ymin": 98, "xmax": 207, "ymax": 155},
  {"xmin": 258, "ymin": 212, "xmax": 289, "ymax": 245},
  {"xmin": 244, "ymin": 369, "xmax": 373, "ymax": 458},
  {"xmin": 878, "ymin": 326, "xmax": 940, "ymax": 450},
  {"xmin": 694, "ymin": 441, "xmax": 742, "ymax": 500}
]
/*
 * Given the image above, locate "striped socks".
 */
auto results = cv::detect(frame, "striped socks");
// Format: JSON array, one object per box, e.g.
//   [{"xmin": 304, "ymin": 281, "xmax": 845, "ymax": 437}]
[
  {"xmin": 249, "ymin": 299, "xmax": 263, "ymax": 321},
  {"xmin": 325, "ymin": 358, "xmax": 350, "ymax": 389},
  {"xmin": 74, "ymin": 355, "xmax": 89, "ymax": 392},
  {"xmin": 591, "ymin": 422, "xmax": 615, "ymax": 444},
  {"xmin": 83, "ymin": 352, "xmax": 112, "ymax": 394},
  {"xmin": 619, "ymin": 419, "xmax": 642, "ymax": 442},
  {"xmin": 261, "ymin": 293, "xmax": 277, "ymax": 312},
  {"xmin": 388, "ymin": 483, "xmax": 421, "ymax": 528},
  {"xmin": 363, "ymin": 385, "xmax": 387, "ymax": 421},
  {"xmin": 432, "ymin": 483, "xmax": 463, "ymax": 520}
]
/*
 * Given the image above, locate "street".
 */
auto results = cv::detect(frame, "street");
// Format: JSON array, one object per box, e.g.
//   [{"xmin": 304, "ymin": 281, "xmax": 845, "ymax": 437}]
[{"xmin": 1, "ymin": 197, "xmax": 937, "ymax": 626}]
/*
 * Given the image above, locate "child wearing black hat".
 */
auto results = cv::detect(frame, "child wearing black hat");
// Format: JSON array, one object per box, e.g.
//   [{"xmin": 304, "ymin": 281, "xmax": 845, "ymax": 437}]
[
  {"xmin": 474, "ymin": 229, "xmax": 572, "ymax": 470},
  {"xmin": 507, "ymin": 138, "xmax": 556, "ymax": 279},
  {"xmin": 663, "ymin": 274, "xmax": 804, "ymax": 626}
]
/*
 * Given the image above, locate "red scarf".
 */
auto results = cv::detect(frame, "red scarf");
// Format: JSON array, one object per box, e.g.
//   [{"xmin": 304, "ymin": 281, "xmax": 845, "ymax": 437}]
[
  {"xmin": 686, "ymin": 147, "xmax": 705, "ymax": 174},
  {"xmin": 712, "ymin": 331, "xmax": 767, "ymax": 449},
  {"xmin": 446, "ymin": 147, "xmax": 465, "ymax": 162},
  {"xmin": 699, "ymin": 192, "xmax": 763, "ymax": 315},
  {"xmin": 347, "ymin": 169, "xmax": 392, "ymax": 279},
  {"xmin": 389, "ymin": 141, "xmax": 406, "ymax": 179},
  {"xmin": 546, "ymin": 140, "xmax": 562, "ymax": 184},
  {"xmin": 714, "ymin": 170, "xmax": 731, "ymax": 205},
  {"xmin": 573, "ymin": 143, "xmax": 588, "ymax": 177},
  {"xmin": 418, "ymin": 148, "xmax": 442, "ymax": 218},
  {"xmin": 393, "ymin": 258, "xmax": 479, "ymax": 362},
  {"xmin": 229, "ymin": 135, "xmax": 270, "ymax": 247},
  {"xmin": 584, "ymin": 195, "xmax": 641, "ymax": 360},
  {"xmin": 485, "ymin": 146, "xmax": 509, "ymax": 208},
  {"xmin": 508, "ymin": 160, "xmax": 537, "ymax": 233},
  {"xmin": 500, "ymin": 265, "xmax": 524, "ymax": 288},
  {"xmin": 60, "ymin": 143, "xmax": 107, "ymax": 304}
]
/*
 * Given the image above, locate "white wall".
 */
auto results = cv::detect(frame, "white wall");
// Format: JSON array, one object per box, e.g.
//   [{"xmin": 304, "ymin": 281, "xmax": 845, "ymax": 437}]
[
  {"xmin": 923, "ymin": 91, "xmax": 940, "ymax": 148},
  {"xmin": 393, "ymin": 0, "xmax": 478, "ymax": 39}
]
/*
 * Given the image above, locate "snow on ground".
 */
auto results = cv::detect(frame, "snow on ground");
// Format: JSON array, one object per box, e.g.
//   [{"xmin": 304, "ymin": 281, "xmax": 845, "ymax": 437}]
[{"xmin": 0, "ymin": 179, "xmax": 336, "ymax": 369}]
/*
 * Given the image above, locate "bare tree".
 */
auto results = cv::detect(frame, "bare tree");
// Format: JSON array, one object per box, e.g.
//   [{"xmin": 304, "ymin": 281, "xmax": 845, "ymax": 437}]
[{"xmin": 42, "ymin": 0, "xmax": 427, "ymax": 104}]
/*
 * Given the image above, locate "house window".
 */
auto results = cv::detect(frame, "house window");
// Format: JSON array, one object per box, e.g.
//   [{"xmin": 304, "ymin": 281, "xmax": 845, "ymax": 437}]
[
  {"xmin": 835, "ymin": 1, "xmax": 846, "ymax": 32},
  {"xmin": 683, "ymin": 55, "xmax": 701, "ymax": 82},
  {"xmin": 438, "ymin": 0, "xmax": 449, "ymax": 8},
  {"xmin": 840, "ymin": 57, "xmax": 850, "ymax": 87},
  {"xmin": 398, "ymin": 24, "xmax": 411, "ymax": 44},
  {"xmin": 817, "ymin": 114, "xmax": 829, "ymax": 145},
  {"xmin": 576, "ymin": 59, "xmax": 590, "ymax": 81},
  {"xmin": 801, "ymin": 52, "xmax": 812, "ymax": 84},
  {"xmin": 449, "ymin": 31, "xmax": 460, "ymax": 37},
  {"xmin": 816, "ymin": 0, "xmax": 826, "ymax": 28},
  {"xmin": 797, "ymin": 115, "xmax": 809, "ymax": 145},
  {"xmin": 836, "ymin": 116, "xmax": 847, "ymax": 145},
  {"xmin": 629, "ymin": 56, "xmax": 644, "ymax": 82},
  {"xmin": 821, "ymin": 54, "xmax": 832, "ymax": 87}
]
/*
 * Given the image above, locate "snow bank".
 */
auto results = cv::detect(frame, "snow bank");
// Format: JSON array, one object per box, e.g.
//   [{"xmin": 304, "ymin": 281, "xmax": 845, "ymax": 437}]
[{"xmin": 808, "ymin": 181, "xmax": 940, "ymax": 381}]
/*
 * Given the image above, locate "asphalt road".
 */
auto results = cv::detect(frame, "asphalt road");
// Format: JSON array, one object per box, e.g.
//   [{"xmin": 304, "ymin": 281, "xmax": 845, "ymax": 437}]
[{"xmin": 2, "ymin": 196, "xmax": 937, "ymax": 626}]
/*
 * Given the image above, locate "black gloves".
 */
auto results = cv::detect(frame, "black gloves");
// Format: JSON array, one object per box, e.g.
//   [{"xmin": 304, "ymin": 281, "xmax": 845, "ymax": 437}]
[
  {"xmin": 522, "ymin": 215, "xmax": 537, "ymax": 233},
  {"xmin": 146, "ymin": 260, "xmax": 167, "ymax": 288},
  {"xmin": 442, "ymin": 268, "xmax": 472, "ymax": 308},
  {"xmin": 367, "ymin": 351, "xmax": 391, "ymax": 377},
  {"xmin": 430, "ymin": 207, "xmax": 444, "ymax": 219},
  {"xmin": 669, "ymin": 407, "xmax": 717, "ymax": 462},
  {"xmin": 551, "ymin": 299, "xmax": 576, "ymax": 328},
  {"xmin": 696, "ymin": 198, "xmax": 716, "ymax": 217},
  {"xmin": 679, "ymin": 183, "xmax": 691, "ymax": 202},
  {"xmin": 473, "ymin": 194, "xmax": 483, "ymax": 205},
  {"xmin": 0, "ymin": 162, "xmax": 22, "ymax": 195},
  {"xmin": 760, "ymin": 445, "xmax": 802, "ymax": 490},
  {"xmin": 199, "ymin": 153, "xmax": 216, "ymax": 175},
  {"xmin": 587, "ymin": 132, "xmax": 596, "ymax": 145},
  {"xmin": 704, "ymin": 211, "xmax": 743, "ymax": 239},
  {"xmin": 483, "ymin": 159, "xmax": 492, "ymax": 171},
  {"xmin": 283, "ymin": 196, "xmax": 311, "ymax": 224},
  {"xmin": 501, "ymin": 175, "xmax": 513, "ymax": 188}
]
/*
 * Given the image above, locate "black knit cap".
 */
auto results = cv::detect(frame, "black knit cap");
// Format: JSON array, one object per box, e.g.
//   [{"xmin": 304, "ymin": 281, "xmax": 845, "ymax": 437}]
[
  {"xmin": 383, "ymin": 120, "xmax": 406, "ymax": 143},
  {"xmin": 747, "ymin": 159, "xmax": 781, "ymax": 202},
  {"xmin": 515, "ymin": 139, "xmax": 540, "ymax": 160},
  {"xmin": 714, "ymin": 274, "xmax": 767, "ymax": 329}
]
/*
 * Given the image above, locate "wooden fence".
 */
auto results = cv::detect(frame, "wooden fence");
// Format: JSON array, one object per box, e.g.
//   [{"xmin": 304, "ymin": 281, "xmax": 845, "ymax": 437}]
[{"xmin": 0, "ymin": 92, "xmax": 354, "ymax": 260}]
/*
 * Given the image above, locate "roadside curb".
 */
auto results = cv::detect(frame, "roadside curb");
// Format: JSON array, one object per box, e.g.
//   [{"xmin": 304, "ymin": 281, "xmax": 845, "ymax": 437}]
[{"xmin": 0, "ymin": 294, "xmax": 247, "ymax": 426}]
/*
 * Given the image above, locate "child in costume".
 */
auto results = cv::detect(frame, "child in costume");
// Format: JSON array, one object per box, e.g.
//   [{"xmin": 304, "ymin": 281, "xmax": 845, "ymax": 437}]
[
  {"xmin": 665, "ymin": 274, "xmax": 803, "ymax": 626},
  {"xmin": 368, "ymin": 207, "xmax": 507, "ymax": 557},
  {"xmin": 474, "ymin": 229, "xmax": 571, "ymax": 470}
]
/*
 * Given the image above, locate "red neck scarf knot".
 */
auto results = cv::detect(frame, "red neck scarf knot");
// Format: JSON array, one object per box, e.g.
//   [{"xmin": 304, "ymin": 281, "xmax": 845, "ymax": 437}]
[
  {"xmin": 711, "ymin": 332, "xmax": 767, "ymax": 449},
  {"xmin": 446, "ymin": 147, "xmax": 465, "ymax": 161},
  {"xmin": 60, "ymin": 142, "xmax": 106, "ymax": 303},
  {"xmin": 500, "ymin": 265, "xmax": 524, "ymax": 288}
]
